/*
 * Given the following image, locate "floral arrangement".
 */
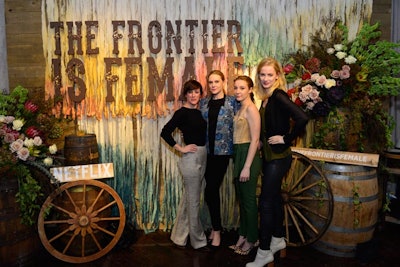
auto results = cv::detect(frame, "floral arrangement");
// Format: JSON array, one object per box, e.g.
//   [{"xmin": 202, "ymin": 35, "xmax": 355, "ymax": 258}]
[
  {"xmin": 0, "ymin": 85, "xmax": 63, "ymax": 225},
  {"xmin": 283, "ymin": 19, "xmax": 400, "ymax": 153}
]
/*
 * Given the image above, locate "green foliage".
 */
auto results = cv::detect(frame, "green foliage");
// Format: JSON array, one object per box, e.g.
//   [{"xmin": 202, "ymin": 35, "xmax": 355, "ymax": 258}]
[
  {"xmin": 352, "ymin": 184, "xmax": 361, "ymax": 227},
  {"xmin": 0, "ymin": 85, "xmax": 29, "ymax": 118},
  {"xmin": 15, "ymin": 166, "xmax": 43, "ymax": 226}
]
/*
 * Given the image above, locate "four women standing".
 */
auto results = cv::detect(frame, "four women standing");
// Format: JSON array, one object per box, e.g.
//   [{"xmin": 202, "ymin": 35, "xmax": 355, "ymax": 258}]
[{"xmin": 161, "ymin": 58, "xmax": 308, "ymax": 265}]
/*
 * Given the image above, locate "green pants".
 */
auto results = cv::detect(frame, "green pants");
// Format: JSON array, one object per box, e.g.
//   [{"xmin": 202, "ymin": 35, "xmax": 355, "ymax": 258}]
[{"xmin": 233, "ymin": 143, "xmax": 261, "ymax": 243}]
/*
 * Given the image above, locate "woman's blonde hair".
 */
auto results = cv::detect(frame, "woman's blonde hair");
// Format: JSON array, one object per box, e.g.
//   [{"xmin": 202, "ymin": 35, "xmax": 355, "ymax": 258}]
[{"xmin": 254, "ymin": 57, "xmax": 287, "ymax": 100}]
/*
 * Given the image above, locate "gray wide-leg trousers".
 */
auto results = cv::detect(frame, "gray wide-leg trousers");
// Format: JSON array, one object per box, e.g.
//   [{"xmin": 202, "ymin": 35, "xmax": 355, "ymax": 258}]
[{"xmin": 170, "ymin": 146, "xmax": 207, "ymax": 249}]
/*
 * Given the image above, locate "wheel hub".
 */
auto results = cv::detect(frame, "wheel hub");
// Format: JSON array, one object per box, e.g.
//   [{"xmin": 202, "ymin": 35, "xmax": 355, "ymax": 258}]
[
  {"xmin": 281, "ymin": 191, "xmax": 290, "ymax": 203},
  {"xmin": 78, "ymin": 215, "xmax": 90, "ymax": 227}
]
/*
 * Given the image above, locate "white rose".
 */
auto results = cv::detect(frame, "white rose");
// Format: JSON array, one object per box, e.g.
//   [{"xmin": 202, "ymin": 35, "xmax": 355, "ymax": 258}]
[
  {"xmin": 324, "ymin": 79, "xmax": 337, "ymax": 89},
  {"xmin": 43, "ymin": 157, "xmax": 54, "ymax": 166},
  {"xmin": 336, "ymin": 51, "xmax": 347, "ymax": 60},
  {"xmin": 344, "ymin": 55, "xmax": 357, "ymax": 64},
  {"xmin": 33, "ymin": 136, "xmax": 43, "ymax": 146},
  {"xmin": 12, "ymin": 119, "xmax": 24, "ymax": 131},
  {"xmin": 327, "ymin": 48, "xmax": 335, "ymax": 55},
  {"xmin": 24, "ymin": 138, "xmax": 35, "ymax": 148},
  {"xmin": 334, "ymin": 44, "xmax": 344, "ymax": 51},
  {"xmin": 49, "ymin": 144, "xmax": 58, "ymax": 154}
]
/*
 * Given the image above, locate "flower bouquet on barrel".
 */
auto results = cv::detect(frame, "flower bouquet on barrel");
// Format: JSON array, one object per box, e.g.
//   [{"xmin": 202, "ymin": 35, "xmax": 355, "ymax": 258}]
[
  {"xmin": 0, "ymin": 85, "xmax": 64, "ymax": 225},
  {"xmin": 283, "ymin": 18, "xmax": 400, "ymax": 153}
]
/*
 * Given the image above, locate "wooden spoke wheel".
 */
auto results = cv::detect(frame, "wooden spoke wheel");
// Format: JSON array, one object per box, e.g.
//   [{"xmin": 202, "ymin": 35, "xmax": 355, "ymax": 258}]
[
  {"xmin": 282, "ymin": 152, "xmax": 333, "ymax": 247},
  {"xmin": 38, "ymin": 179, "xmax": 126, "ymax": 263}
]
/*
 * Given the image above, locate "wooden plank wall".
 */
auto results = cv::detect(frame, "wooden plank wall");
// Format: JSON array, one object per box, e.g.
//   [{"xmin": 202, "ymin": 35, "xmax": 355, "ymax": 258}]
[
  {"xmin": 371, "ymin": 0, "xmax": 392, "ymax": 41},
  {"xmin": 5, "ymin": 0, "xmax": 44, "ymax": 98},
  {"xmin": 4, "ymin": 0, "xmax": 392, "ymax": 98}
]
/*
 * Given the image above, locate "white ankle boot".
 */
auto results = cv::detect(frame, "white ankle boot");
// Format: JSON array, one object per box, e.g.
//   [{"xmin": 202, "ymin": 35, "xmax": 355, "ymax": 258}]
[
  {"xmin": 270, "ymin": 236, "xmax": 286, "ymax": 254},
  {"xmin": 245, "ymin": 248, "xmax": 273, "ymax": 267}
]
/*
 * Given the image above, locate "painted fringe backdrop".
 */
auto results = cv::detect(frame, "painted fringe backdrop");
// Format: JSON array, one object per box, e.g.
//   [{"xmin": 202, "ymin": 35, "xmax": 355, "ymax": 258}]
[{"xmin": 41, "ymin": 0, "xmax": 372, "ymax": 232}]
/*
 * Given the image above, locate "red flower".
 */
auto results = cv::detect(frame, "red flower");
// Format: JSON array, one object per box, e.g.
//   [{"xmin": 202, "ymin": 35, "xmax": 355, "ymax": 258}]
[
  {"xmin": 305, "ymin": 57, "xmax": 321, "ymax": 73},
  {"xmin": 283, "ymin": 64, "xmax": 294, "ymax": 74},
  {"xmin": 24, "ymin": 100, "xmax": 39, "ymax": 113},
  {"xmin": 301, "ymin": 72, "xmax": 311, "ymax": 81},
  {"xmin": 25, "ymin": 126, "xmax": 42, "ymax": 138},
  {"xmin": 294, "ymin": 97, "xmax": 304, "ymax": 106},
  {"xmin": 287, "ymin": 87, "xmax": 296, "ymax": 97}
]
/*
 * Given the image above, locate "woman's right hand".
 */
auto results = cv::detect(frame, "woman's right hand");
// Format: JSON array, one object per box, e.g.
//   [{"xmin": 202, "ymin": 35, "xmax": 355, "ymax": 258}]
[{"xmin": 179, "ymin": 144, "xmax": 198, "ymax": 154}]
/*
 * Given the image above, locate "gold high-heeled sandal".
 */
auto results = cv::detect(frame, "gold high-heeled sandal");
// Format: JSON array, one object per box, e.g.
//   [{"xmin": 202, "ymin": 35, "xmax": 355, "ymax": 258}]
[
  {"xmin": 229, "ymin": 236, "xmax": 246, "ymax": 250},
  {"xmin": 234, "ymin": 241, "xmax": 254, "ymax": 256}
]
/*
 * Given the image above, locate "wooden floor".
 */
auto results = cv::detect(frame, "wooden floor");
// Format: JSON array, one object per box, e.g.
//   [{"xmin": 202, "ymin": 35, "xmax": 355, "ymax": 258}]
[{"xmin": 29, "ymin": 218, "xmax": 400, "ymax": 267}]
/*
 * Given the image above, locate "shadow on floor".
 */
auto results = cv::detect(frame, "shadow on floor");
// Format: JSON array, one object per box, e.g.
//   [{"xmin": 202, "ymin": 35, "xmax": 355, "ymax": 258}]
[{"xmin": 26, "ymin": 220, "xmax": 400, "ymax": 267}]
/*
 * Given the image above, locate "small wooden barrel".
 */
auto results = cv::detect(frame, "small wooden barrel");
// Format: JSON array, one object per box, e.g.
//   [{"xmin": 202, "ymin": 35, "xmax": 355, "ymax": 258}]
[
  {"xmin": 64, "ymin": 134, "xmax": 99, "ymax": 166},
  {"xmin": 313, "ymin": 163, "xmax": 379, "ymax": 257},
  {"xmin": 0, "ymin": 177, "xmax": 39, "ymax": 266}
]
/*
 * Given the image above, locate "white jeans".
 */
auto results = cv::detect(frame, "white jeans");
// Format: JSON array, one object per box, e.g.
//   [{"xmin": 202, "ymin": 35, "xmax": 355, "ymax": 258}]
[{"xmin": 170, "ymin": 146, "xmax": 207, "ymax": 249}]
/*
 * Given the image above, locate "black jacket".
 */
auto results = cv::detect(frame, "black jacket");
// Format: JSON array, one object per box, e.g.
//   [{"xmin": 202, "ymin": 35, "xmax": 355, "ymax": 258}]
[{"xmin": 263, "ymin": 89, "xmax": 309, "ymax": 153}]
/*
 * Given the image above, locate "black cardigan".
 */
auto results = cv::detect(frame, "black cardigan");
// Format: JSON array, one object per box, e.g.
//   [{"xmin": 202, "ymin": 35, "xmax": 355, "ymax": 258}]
[{"xmin": 263, "ymin": 89, "xmax": 309, "ymax": 153}]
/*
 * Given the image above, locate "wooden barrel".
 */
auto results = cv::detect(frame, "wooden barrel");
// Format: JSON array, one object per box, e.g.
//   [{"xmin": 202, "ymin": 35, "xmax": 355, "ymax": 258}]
[
  {"xmin": 64, "ymin": 134, "xmax": 99, "ymax": 166},
  {"xmin": 0, "ymin": 177, "xmax": 39, "ymax": 266},
  {"xmin": 313, "ymin": 163, "xmax": 379, "ymax": 257}
]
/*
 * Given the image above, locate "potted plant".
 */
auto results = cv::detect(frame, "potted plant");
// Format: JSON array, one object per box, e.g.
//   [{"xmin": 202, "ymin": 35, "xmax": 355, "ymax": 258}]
[
  {"xmin": 0, "ymin": 85, "xmax": 64, "ymax": 226},
  {"xmin": 283, "ymin": 19, "xmax": 400, "ymax": 153}
]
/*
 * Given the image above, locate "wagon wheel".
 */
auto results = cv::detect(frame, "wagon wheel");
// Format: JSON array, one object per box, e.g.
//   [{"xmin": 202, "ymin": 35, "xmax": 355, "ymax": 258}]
[
  {"xmin": 282, "ymin": 151, "xmax": 333, "ymax": 247},
  {"xmin": 37, "ymin": 179, "xmax": 126, "ymax": 263}
]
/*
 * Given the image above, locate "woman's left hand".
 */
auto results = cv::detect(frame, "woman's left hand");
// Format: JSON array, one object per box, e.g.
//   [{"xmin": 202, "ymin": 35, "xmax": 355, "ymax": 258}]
[
  {"xmin": 268, "ymin": 135, "xmax": 284, "ymax": 144},
  {"xmin": 239, "ymin": 167, "xmax": 250, "ymax": 182}
]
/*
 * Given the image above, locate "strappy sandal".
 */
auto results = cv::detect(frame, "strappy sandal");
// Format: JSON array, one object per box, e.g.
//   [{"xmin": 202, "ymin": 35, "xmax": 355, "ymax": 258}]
[
  {"xmin": 234, "ymin": 244, "xmax": 254, "ymax": 256},
  {"xmin": 229, "ymin": 236, "xmax": 246, "ymax": 250}
]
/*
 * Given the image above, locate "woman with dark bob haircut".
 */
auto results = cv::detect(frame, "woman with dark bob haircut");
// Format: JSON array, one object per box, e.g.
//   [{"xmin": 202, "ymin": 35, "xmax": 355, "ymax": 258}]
[{"xmin": 161, "ymin": 80, "xmax": 209, "ymax": 251}]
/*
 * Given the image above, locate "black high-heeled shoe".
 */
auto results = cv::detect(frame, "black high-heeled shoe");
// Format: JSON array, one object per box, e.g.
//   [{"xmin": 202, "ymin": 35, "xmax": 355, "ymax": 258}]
[
  {"xmin": 208, "ymin": 243, "xmax": 220, "ymax": 251},
  {"xmin": 196, "ymin": 245, "xmax": 211, "ymax": 252}
]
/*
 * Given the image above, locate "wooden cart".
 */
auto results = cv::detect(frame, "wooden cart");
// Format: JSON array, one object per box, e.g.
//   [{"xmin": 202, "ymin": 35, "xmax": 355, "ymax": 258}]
[{"xmin": 36, "ymin": 163, "xmax": 126, "ymax": 263}]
